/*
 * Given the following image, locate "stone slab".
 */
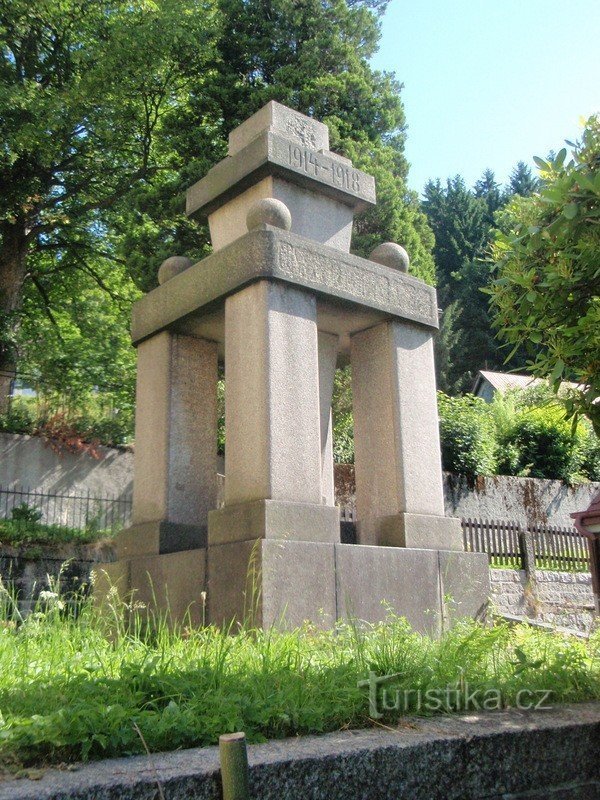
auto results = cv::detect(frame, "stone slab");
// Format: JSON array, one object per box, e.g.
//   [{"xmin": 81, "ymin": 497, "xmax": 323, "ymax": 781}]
[
  {"xmin": 334, "ymin": 544, "xmax": 443, "ymax": 635},
  {"xmin": 208, "ymin": 539, "xmax": 336, "ymax": 629},
  {"xmin": 128, "ymin": 549, "xmax": 207, "ymax": 626},
  {"xmin": 438, "ymin": 550, "xmax": 491, "ymax": 626},
  {"xmin": 208, "ymin": 499, "xmax": 340, "ymax": 545},
  {"xmin": 359, "ymin": 512, "xmax": 464, "ymax": 550},
  {"xmin": 131, "ymin": 227, "xmax": 439, "ymax": 347},
  {"xmin": 186, "ymin": 130, "xmax": 375, "ymax": 219},
  {"xmin": 4, "ymin": 703, "xmax": 599, "ymax": 799},
  {"xmin": 116, "ymin": 520, "xmax": 207, "ymax": 559},
  {"xmin": 92, "ymin": 560, "xmax": 130, "ymax": 610},
  {"xmin": 228, "ymin": 101, "xmax": 330, "ymax": 157}
]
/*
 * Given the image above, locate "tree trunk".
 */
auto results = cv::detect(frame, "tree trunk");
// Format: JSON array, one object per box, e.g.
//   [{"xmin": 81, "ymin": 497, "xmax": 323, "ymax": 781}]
[{"xmin": 0, "ymin": 219, "xmax": 29, "ymax": 413}]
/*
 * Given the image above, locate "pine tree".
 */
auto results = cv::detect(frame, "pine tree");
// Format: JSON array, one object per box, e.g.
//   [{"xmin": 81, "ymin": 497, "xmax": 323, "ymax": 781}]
[{"xmin": 507, "ymin": 161, "xmax": 539, "ymax": 197}]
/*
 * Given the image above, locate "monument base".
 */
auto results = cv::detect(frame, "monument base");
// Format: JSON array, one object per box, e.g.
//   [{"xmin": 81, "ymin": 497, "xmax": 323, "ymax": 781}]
[
  {"xmin": 116, "ymin": 519, "xmax": 207, "ymax": 559},
  {"xmin": 93, "ymin": 549, "xmax": 207, "ymax": 627},
  {"xmin": 94, "ymin": 544, "xmax": 489, "ymax": 634},
  {"xmin": 206, "ymin": 541, "xmax": 489, "ymax": 633},
  {"xmin": 357, "ymin": 512, "xmax": 464, "ymax": 551},
  {"xmin": 208, "ymin": 499, "xmax": 340, "ymax": 545}
]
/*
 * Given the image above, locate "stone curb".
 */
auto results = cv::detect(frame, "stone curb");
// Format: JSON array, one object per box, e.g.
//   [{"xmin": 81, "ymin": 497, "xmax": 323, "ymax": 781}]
[{"xmin": 2, "ymin": 703, "xmax": 599, "ymax": 799}]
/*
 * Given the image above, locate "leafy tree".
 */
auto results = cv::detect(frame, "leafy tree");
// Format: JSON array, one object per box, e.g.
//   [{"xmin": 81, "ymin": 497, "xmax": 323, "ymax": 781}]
[
  {"xmin": 422, "ymin": 176, "xmax": 497, "ymax": 390},
  {"xmin": 0, "ymin": 0, "xmax": 219, "ymax": 408},
  {"xmin": 422, "ymin": 176, "xmax": 489, "ymax": 306},
  {"xmin": 0, "ymin": 0, "xmax": 436, "ymax": 412},
  {"xmin": 489, "ymin": 116, "xmax": 600, "ymax": 436}
]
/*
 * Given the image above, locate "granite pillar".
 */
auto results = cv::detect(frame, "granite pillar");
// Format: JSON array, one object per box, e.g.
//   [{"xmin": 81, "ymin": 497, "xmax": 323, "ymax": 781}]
[{"xmin": 351, "ymin": 320, "xmax": 462, "ymax": 550}]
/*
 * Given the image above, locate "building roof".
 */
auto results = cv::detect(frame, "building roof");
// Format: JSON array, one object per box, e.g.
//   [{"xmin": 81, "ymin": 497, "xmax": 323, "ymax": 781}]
[
  {"xmin": 472, "ymin": 370, "xmax": 543, "ymax": 395},
  {"xmin": 472, "ymin": 370, "xmax": 581, "ymax": 396}
]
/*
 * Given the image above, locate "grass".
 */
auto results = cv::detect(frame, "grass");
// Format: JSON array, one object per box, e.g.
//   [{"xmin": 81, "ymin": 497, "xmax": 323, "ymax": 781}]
[
  {"xmin": 0, "ymin": 578, "xmax": 598, "ymax": 773},
  {"xmin": 0, "ymin": 519, "xmax": 115, "ymax": 548}
]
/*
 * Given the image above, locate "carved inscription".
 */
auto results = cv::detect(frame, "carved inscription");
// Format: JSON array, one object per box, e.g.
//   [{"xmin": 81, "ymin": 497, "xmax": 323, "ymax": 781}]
[{"xmin": 277, "ymin": 240, "xmax": 436, "ymax": 326}]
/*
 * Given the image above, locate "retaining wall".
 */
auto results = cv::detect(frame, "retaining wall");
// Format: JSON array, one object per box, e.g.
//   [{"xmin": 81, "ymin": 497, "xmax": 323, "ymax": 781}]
[
  {"xmin": 490, "ymin": 568, "xmax": 595, "ymax": 632},
  {"xmin": 2, "ymin": 704, "xmax": 599, "ymax": 799},
  {"xmin": 0, "ymin": 432, "xmax": 133, "ymax": 498}
]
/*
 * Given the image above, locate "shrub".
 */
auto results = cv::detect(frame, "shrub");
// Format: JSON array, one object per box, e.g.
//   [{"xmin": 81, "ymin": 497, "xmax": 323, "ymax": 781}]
[
  {"xmin": 505, "ymin": 407, "xmax": 586, "ymax": 482},
  {"xmin": 438, "ymin": 393, "xmax": 498, "ymax": 477}
]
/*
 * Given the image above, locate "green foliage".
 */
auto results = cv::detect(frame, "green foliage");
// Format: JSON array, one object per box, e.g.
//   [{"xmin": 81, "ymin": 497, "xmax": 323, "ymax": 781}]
[
  {"xmin": 507, "ymin": 407, "xmax": 586, "ymax": 482},
  {"xmin": 0, "ymin": 584, "xmax": 597, "ymax": 769},
  {"xmin": 0, "ymin": 395, "xmax": 134, "ymax": 448},
  {"xmin": 10, "ymin": 503, "xmax": 41, "ymax": 525},
  {"xmin": 507, "ymin": 161, "xmax": 539, "ymax": 198},
  {"xmin": 489, "ymin": 116, "xmax": 600, "ymax": 437},
  {"xmin": 331, "ymin": 366, "xmax": 354, "ymax": 463},
  {"xmin": 437, "ymin": 387, "xmax": 600, "ymax": 483},
  {"xmin": 0, "ymin": 518, "xmax": 111, "ymax": 547},
  {"xmin": 437, "ymin": 393, "xmax": 498, "ymax": 477}
]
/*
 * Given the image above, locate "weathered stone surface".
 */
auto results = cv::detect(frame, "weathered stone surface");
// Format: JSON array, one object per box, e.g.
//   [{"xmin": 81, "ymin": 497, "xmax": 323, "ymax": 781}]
[
  {"xmin": 246, "ymin": 197, "xmax": 292, "ymax": 231},
  {"xmin": 208, "ymin": 539, "xmax": 336, "ymax": 629},
  {"xmin": 3, "ymin": 703, "xmax": 599, "ymax": 800},
  {"xmin": 317, "ymin": 331, "xmax": 338, "ymax": 506},
  {"xmin": 129, "ymin": 549, "xmax": 207, "ymax": 625},
  {"xmin": 116, "ymin": 520, "xmax": 207, "ymax": 558},
  {"xmin": 208, "ymin": 499, "xmax": 340, "ymax": 545},
  {"xmin": 130, "ymin": 228, "xmax": 439, "ymax": 348},
  {"xmin": 367, "ymin": 511, "xmax": 464, "ymax": 551},
  {"xmin": 186, "ymin": 130, "xmax": 375, "ymax": 220},
  {"xmin": 228, "ymin": 101, "xmax": 330, "ymax": 157},
  {"xmin": 370, "ymin": 241, "xmax": 410, "ymax": 272},
  {"xmin": 334, "ymin": 544, "xmax": 442, "ymax": 635},
  {"xmin": 438, "ymin": 550, "xmax": 490, "ymax": 625},
  {"xmin": 208, "ymin": 176, "xmax": 356, "ymax": 253},
  {"xmin": 131, "ymin": 333, "xmax": 218, "ymax": 533},
  {"xmin": 157, "ymin": 255, "xmax": 192, "ymax": 285},
  {"xmin": 223, "ymin": 280, "xmax": 322, "ymax": 506},
  {"xmin": 352, "ymin": 320, "xmax": 448, "ymax": 547}
]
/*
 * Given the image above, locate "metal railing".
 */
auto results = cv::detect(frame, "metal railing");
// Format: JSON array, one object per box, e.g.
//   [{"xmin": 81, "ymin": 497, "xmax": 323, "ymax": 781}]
[{"xmin": 0, "ymin": 485, "xmax": 132, "ymax": 532}]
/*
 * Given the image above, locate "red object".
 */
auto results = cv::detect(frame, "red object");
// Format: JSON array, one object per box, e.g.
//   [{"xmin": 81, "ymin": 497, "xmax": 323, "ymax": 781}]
[{"xmin": 572, "ymin": 489, "xmax": 600, "ymax": 614}]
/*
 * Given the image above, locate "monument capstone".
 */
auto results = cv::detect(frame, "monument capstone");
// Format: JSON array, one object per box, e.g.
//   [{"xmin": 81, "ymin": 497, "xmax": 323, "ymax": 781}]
[{"xmin": 99, "ymin": 101, "xmax": 490, "ymax": 632}]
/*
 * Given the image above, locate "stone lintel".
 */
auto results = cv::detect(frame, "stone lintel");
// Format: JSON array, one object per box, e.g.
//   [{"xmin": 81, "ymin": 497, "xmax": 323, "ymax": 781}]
[
  {"xmin": 131, "ymin": 227, "xmax": 439, "ymax": 346},
  {"xmin": 208, "ymin": 499, "xmax": 340, "ymax": 546},
  {"xmin": 186, "ymin": 131, "xmax": 376, "ymax": 219}
]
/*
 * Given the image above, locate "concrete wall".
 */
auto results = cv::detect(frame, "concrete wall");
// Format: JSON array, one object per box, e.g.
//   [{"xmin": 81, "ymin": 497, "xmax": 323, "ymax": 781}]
[
  {"xmin": 443, "ymin": 473, "xmax": 600, "ymax": 528},
  {"xmin": 0, "ymin": 432, "xmax": 133, "ymax": 498},
  {"xmin": 490, "ymin": 568, "xmax": 595, "ymax": 633}
]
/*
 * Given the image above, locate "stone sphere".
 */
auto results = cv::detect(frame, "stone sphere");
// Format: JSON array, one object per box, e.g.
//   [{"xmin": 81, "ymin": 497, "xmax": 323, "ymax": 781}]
[
  {"xmin": 157, "ymin": 256, "xmax": 193, "ymax": 285},
  {"xmin": 369, "ymin": 242, "xmax": 410, "ymax": 273},
  {"xmin": 246, "ymin": 198, "xmax": 292, "ymax": 232}
]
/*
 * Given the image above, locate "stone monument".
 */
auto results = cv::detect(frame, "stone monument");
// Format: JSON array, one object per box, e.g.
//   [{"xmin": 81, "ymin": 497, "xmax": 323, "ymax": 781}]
[{"xmin": 100, "ymin": 101, "xmax": 489, "ymax": 633}]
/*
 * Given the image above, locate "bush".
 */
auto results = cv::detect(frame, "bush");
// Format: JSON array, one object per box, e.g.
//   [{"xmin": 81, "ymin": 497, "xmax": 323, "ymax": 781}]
[
  {"xmin": 438, "ymin": 394, "xmax": 498, "ymax": 477},
  {"xmin": 505, "ymin": 407, "xmax": 585, "ymax": 482}
]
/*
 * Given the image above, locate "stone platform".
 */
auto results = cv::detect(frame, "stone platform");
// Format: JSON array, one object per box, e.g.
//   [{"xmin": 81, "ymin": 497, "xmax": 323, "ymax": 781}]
[{"xmin": 98, "ymin": 543, "xmax": 489, "ymax": 633}]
